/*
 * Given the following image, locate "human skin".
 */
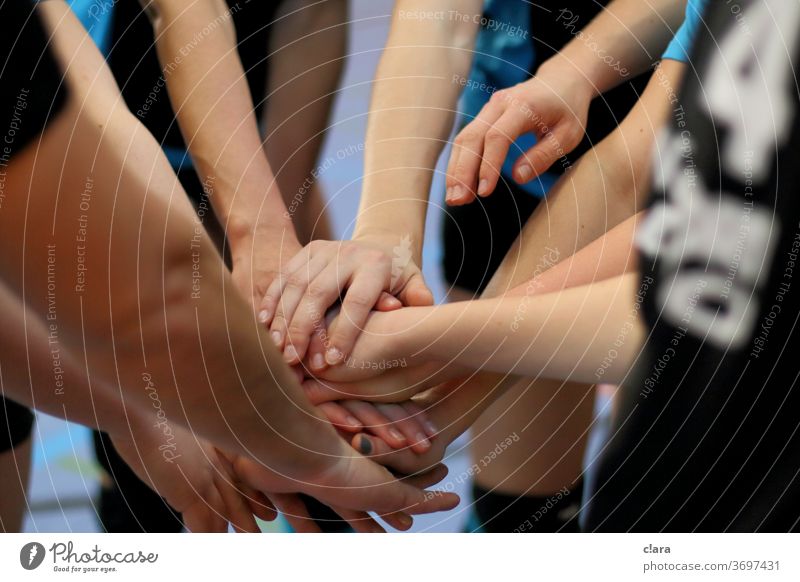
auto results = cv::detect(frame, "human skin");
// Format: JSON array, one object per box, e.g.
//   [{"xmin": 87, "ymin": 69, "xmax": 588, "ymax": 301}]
[
  {"xmin": 260, "ymin": 0, "xmax": 686, "ymax": 370},
  {"xmin": 0, "ymin": 1, "xmax": 458, "ymax": 521},
  {"xmin": 143, "ymin": 0, "xmax": 301, "ymax": 309}
]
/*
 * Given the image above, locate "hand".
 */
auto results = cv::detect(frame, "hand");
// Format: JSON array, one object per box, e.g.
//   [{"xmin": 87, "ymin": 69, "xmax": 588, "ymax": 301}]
[
  {"xmin": 264, "ymin": 463, "xmax": 451, "ymax": 533},
  {"xmin": 231, "ymin": 434, "xmax": 459, "ymax": 521},
  {"xmin": 303, "ymin": 359, "xmax": 467, "ymax": 404},
  {"xmin": 257, "ymin": 237, "xmax": 433, "ymax": 367},
  {"xmin": 445, "ymin": 64, "xmax": 593, "ymax": 205},
  {"xmin": 229, "ymin": 221, "xmax": 303, "ymax": 310},
  {"xmin": 346, "ymin": 375, "xmax": 513, "ymax": 476},
  {"xmin": 110, "ymin": 415, "xmax": 275, "ymax": 533},
  {"xmin": 316, "ymin": 398, "xmax": 438, "ymax": 454}
]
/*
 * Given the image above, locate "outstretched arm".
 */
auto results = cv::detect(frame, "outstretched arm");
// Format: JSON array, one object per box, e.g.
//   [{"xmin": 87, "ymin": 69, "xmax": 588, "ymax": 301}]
[
  {"xmin": 257, "ymin": 0, "xmax": 483, "ymax": 369},
  {"xmin": 143, "ymin": 0, "xmax": 301, "ymax": 307},
  {"xmin": 0, "ymin": 2, "xmax": 459, "ymax": 520}
]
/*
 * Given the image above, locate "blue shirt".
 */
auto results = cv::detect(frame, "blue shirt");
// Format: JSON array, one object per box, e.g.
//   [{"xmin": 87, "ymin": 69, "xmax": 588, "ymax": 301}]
[
  {"xmin": 458, "ymin": 0, "xmax": 558, "ymax": 197},
  {"xmin": 69, "ymin": 1, "xmax": 193, "ymax": 170},
  {"xmin": 68, "ymin": 0, "xmax": 114, "ymax": 54},
  {"xmin": 662, "ymin": 0, "xmax": 710, "ymax": 63}
]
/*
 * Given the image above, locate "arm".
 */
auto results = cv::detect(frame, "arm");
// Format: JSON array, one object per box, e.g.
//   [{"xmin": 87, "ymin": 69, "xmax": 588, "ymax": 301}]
[
  {"xmin": 353, "ymin": 0, "xmax": 482, "ymax": 251},
  {"xmin": 447, "ymin": 0, "xmax": 687, "ymax": 200},
  {"xmin": 485, "ymin": 59, "xmax": 684, "ymax": 297},
  {"xmin": 144, "ymin": 0, "xmax": 300, "ymax": 307},
  {"xmin": 257, "ymin": 0, "xmax": 482, "ymax": 366},
  {"xmin": 262, "ymin": 0, "xmax": 347, "ymax": 244},
  {"xmin": 0, "ymin": 2, "xmax": 459, "ymax": 519},
  {"xmin": 365, "ymin": 273, "xmax": 645, "ymax": 386}
]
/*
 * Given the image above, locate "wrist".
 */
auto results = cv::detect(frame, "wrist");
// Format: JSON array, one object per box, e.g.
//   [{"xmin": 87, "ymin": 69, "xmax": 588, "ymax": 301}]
[
  {"xmin": 367, "ymin": 308, "xmax": 426, "ymax": 365},
  {"xmin": 537, "ymin": 55, "xmax": 598, "ymax": 100},
  {"xmin": 227, "ymin": 213, "xmax": 299, "ymax": 254},
  {"xmin": 352, "ymin": 227, "xmax": 424, "ymax": 264}
]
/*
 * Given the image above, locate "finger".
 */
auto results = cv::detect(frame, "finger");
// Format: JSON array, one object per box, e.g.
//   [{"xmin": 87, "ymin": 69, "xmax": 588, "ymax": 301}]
[
  {"xmin": 402, "ymin": 463, "xmax": 450, "ymax": 488},
  {"xmin": 302, "ymin": 379, "xmax": 346, "ymax": 405},
  {"xmin": 401, "ymin": 400, "xmax": 438, "ymax": 438},
  {"xmin": 270, "ymin": 255, "xmax": 328, "ymax": 355},
  {"xmin": 269, "ymin": 493, "xmax": 322, "ymax": 533},
  {"xmin": 245, "ymin": 489, "xmax": 278, "ymax": 523},
  {"xmin": 352, "ymin": 433, "xmax": 436, "ymax": 476},
  {"xmin": 397, "ymin": 273, "xmax": 434, "ymax": 307},
  {"xmin": 317, "ymin": 401, "xmax": 363, "ymax": 432},
  {"xmin": 214, "ymin": 451, "xmax": 277, "ymax": 524},
  {"xmin": 378, "ymin": 511, "xmax": 414, "ymax": 531},
  {"xmin": 305, "ymin": 327, "xmax": 330, "ymax": 373},
  {"xmin": 478, "ymin": 107, "xmax": 528, "ymax": 196},
  {"xmin": 347, "ymin": 458, "xmax": 459, "ymax": 516},
  {"xmin": 342, "ymin": 400, "xmax": 407, "ymax": 448},
  {"xmin": 326, "ymin": 273, "xmax": 387, "ymax": 364},
  {"xmin": 258, "ymin": 245, "xmax": 313, "ymax": 325},
  {"xmin": 375, "ymin": 292, "xmax": 402, "ymax": 311},
  {"xmin": 330, "ymin": 506, "xmax": 387, "ymax": 533},
  {"xmin": 513, "ymin": 123, "xmax": 582, "ymax": 182},
  {"xmin": 215, "ymin": 474, "xmax": 260, "ymax": 533},
  {"xmin": 376, "ymin": 403, "xmax": 431, "ymax": 453},
  {"xmin": 447, "ymin": 96, "xmax": 506, "ymax": 203},
  {"xmin": 283, "ymin": 267, "xmax": 345, "ymax": 365}
]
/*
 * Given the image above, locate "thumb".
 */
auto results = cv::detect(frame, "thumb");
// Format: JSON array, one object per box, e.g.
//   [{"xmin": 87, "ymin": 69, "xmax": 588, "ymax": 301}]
[
  {"xmin": 399, "ymin": 274, "xmax": 434, "ymax": 307},
  {"xmin": 375, "ymin": 292, "xmax": 403, "ymax": 312}
]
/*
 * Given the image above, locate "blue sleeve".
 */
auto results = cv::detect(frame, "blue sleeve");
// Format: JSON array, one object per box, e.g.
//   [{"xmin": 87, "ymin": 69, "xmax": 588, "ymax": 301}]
[{"xmin": 662, "ymin": 0, "xmax": 710, "ymax": 63}]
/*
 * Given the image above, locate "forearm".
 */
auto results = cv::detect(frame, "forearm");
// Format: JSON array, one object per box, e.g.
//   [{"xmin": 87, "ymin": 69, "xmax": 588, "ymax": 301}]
[
  {"xmin": 423, "ymin": 216, "xmax": 640, "ymax": 409},
  {"xmin": 386, "ymin": 273, "xmax": 644, "ymax": 385},
  {"xmin": 0, "ymin": 282, "xmax": 133, "ymax": 433},
  {"xmin": 354, "ymin": 0, "xmax": 482, "ymax": 256},
  {"xmin": 540, "ymin": 0, "xmax": 687, "ymax": 96},
  {"xmin": 263, "ymin": 0, "xmax": 346, "ymax": 244},
  {"xmin": 145, "ymin": 0, "xmax": 293, "ymax": 243},
  {"xmin": 0, "ymin": 3, "xmax": 338, "ymax": 469}
]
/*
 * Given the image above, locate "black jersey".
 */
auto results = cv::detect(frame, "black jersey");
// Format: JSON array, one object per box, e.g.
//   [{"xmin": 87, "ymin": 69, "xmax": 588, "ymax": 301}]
[
  {"xmin": 106, "ymin": 0, "xmax": 280, "ymax": 152},
  {"xmin": 584, "ymin": 0, "xmax": 800, "ymax": 531},
  {"xmin": 0, "ymin": 0, "xmax": 66, "ymax": 161}
]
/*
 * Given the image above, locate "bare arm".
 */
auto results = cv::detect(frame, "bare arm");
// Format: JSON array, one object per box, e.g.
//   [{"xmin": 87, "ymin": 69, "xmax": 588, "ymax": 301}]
[
  {"xmin": 0, "ymin": 3, "xmax": 460, "ymax": 518},
  {"xmin": 144, "ymin": 0, "xmax": 300, "ymax": 306},
  {"xmin": 262, "ymin": 0, "xmax": 347, "ymax": 244},
  {"xmin": 353, "ymin": 0, "xmax": 482, "ymax": 252}
]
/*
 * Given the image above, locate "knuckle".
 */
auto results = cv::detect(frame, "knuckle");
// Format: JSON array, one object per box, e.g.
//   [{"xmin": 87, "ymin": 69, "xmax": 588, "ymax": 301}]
[
  {"xmin": 286, "ymin": 273, "xmax": 307, "ymax": 288},
  {"xmin": 484, "ymin": 129, "xmax": 507, "ymax": 144},
  {"xmin": 346, "ymin": 291, "xmax": 374, "ymax": 309},
  {"xmin": 287, "ymin": 323, "xmax": 308, "ymax": 338}
]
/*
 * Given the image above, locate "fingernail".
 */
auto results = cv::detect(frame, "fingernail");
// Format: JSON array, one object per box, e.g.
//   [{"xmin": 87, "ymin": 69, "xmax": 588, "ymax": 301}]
[
  {"xmin": 389, "ymin": 429, "xmax": 406, "ymax": 444},
  {"xmin": 517, "ymin": 164, "xmax": 532, "ymax": 182},
  {"xmin": 415, "ymin": 433, "xmax": 431, "ymax": 449},
  {"xmin": 271, "ymin": 331, "xmax": 282, "ymax": 346},
  {"xmin": 397, "ymin": 514, "xmax": 412, "ymax": 528},
  {"xmin": 358, "ymin": 436, "xmax": 372, "ymax": 455},
  {"xmin": 424, "ymin": 421, "xmax": 438, "ymax": 437},
  {"xmin": 478, "ymin": 178, "xmax": 489, "ymax": 196},
  {"xmin": 311, "ymin": 353, "xmax": 326, "ymax": 370},
  {"xmin": 452, "ymin": 185, "xmax": 464, "ymax": 201},
  {"xmin": 345, "ymin": 415, "xmax": 361, "ymax": 428},
  {"xmin": 284, "ymin": 345, "xmax": 298, "ymax": 362},
  {"xmin": 325, "ymin": 347, "xmax": 344, "ymax": 365},
  {"xmin": 445, "ymin": 187, "xmax": 454, "ymax": 202},
  {"xmin": 257, "ymin": 309, "xmax": 270, "ymax": 323}
]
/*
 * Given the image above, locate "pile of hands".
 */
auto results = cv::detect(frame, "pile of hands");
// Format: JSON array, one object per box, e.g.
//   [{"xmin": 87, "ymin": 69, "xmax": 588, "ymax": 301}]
[
  {"xmin": 108, "ymin": 233, "xmax": 470, "ymax": 534},
  {"xmin": 127, "ymin": 65, "xmax": 590, "ymax": 532}
]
